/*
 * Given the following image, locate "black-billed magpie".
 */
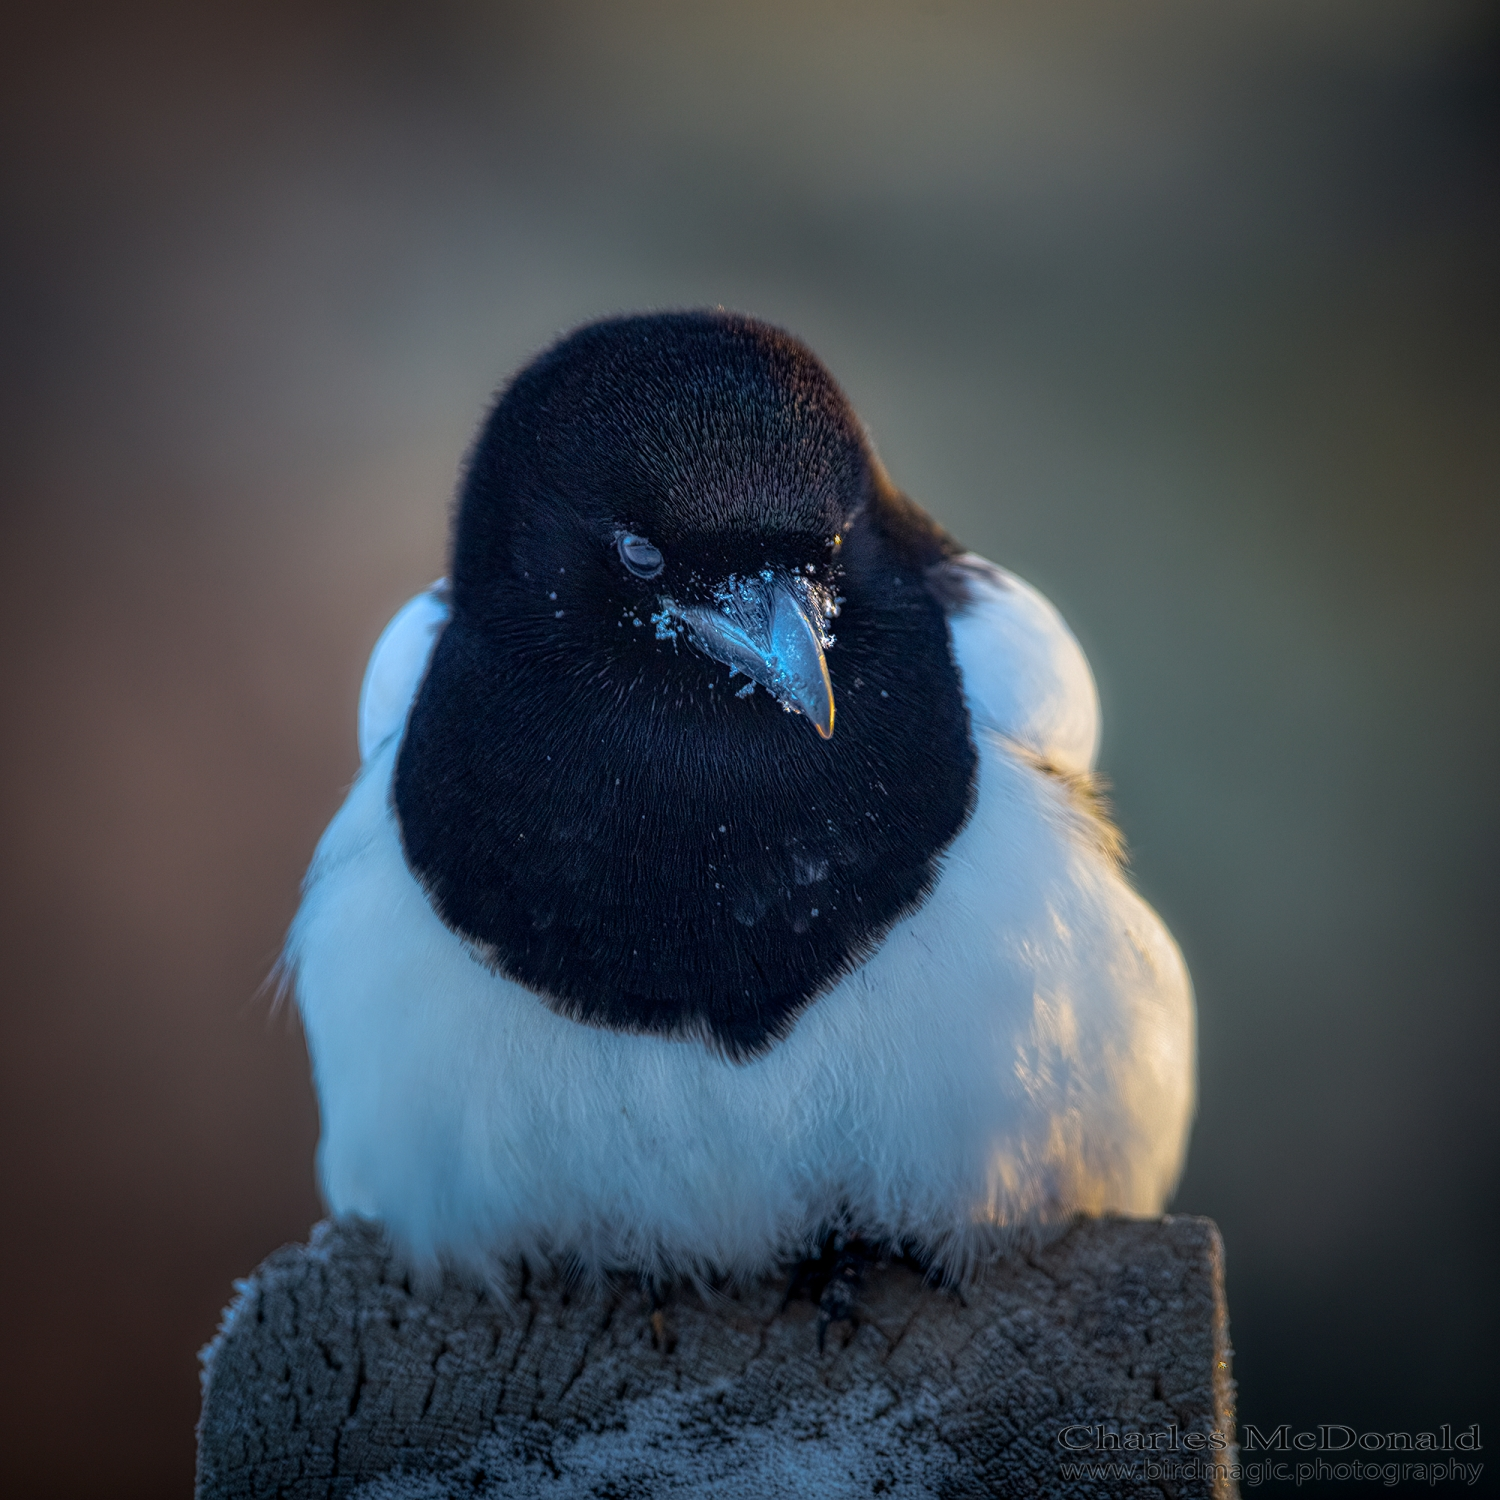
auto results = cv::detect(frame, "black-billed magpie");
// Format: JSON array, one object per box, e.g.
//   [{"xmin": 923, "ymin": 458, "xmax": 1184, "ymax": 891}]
[{"xmin": 288, "ymin": 311, "xmax": 1194, "ymax": 1281}]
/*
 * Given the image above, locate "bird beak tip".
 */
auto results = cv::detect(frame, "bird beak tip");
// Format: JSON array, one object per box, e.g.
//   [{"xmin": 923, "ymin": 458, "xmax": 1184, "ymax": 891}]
[{"xmin": 675, "ymin": 572, "xmax": 838, "ymax": 741}]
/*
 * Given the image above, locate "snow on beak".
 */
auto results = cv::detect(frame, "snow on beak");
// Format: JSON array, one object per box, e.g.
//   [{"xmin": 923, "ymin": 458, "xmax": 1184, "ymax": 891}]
[{"xmin": 670, "ymin": 572, "xmax": 836, "ymax": 739}]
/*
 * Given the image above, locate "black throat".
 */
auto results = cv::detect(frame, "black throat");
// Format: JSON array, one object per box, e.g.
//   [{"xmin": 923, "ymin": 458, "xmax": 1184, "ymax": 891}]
[{"xmin": 392, "ymin": 314, "xmax": 978, "ymax": 1059}]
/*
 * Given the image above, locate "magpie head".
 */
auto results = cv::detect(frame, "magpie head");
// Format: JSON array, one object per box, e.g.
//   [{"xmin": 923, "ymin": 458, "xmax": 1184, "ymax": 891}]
[
  {"xmin": 452, "ymin": 311, "xmax": 872, "ymax": 739},
  {"xmin": 396, "ymin": 311, "xmax": 976, "ymax": 1059}
]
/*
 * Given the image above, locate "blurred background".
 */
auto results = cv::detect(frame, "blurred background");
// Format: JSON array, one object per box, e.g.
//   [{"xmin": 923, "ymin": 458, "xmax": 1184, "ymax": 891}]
[{"xmin": 2, "ymin": 1, "xmax": 1496, "ymax": 1493}]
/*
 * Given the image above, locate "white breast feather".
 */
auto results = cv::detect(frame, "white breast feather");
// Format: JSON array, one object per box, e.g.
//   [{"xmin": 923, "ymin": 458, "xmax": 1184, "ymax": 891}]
[{"xmin": 288, "ymin": 560, "xmax": 1195, "ymax": 1278}]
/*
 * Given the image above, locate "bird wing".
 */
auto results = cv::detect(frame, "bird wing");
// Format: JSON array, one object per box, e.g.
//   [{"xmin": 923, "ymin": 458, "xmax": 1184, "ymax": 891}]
[
  {"xmin": 356, "ymin": 582, "xmax": 450, "ymax": 763},
  {"xmin": 942, "ymin": 554, "xmax": 1100, "ymax": 776}
]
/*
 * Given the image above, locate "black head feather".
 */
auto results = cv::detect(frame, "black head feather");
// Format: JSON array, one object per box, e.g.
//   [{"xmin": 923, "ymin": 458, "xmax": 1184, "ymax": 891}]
[{"xmin": 395, "ymin": 310, "xmax": 976, "ymax": 1059}]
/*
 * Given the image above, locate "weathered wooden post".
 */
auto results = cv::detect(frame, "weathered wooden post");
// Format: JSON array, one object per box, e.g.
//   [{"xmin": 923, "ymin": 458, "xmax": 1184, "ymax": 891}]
[{"xmin": 197, "ymin": 1214, "xmax": 1236, "ymax": 1498}]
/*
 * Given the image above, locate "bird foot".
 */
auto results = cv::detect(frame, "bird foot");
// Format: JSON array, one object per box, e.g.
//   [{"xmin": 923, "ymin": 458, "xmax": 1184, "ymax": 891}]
[
  {"xmin": 816, "ymin": 1247, "xmax": 865, "ymax": 1351},
  {"xmin": 785, "ymin": 1230, "xmax": 887, "ymax": 1352}
]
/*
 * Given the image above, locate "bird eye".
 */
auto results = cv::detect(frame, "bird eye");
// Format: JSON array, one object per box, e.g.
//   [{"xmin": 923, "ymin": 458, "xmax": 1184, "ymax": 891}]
[{"xmin": 618, "ymin": 534, "xmax": 664, "ymax": 579}]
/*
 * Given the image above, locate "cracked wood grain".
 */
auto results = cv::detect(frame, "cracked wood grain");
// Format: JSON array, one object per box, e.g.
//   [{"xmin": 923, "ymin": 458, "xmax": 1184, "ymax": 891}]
[{"xmin": 197, "ymin": 1215, "xmax": 1237, "ymax": 1499}]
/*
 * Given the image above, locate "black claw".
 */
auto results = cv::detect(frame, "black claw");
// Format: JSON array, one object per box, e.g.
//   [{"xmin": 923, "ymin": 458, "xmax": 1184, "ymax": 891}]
[{"xmin": 642, "ymin": 1278, "xmax": 676, "ymax": 1353}]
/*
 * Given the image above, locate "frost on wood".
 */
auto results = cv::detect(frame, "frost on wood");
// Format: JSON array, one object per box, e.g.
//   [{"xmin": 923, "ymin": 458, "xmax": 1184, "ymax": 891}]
[{"xmin": 196, "ymin": 1215, "xmax": 1236, "ymax": 1499}]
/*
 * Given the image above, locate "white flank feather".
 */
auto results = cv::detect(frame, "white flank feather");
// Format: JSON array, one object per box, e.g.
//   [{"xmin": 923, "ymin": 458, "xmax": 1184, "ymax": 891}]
[
  {"xmin": 356, "ymin": 583, "xmax": 449, "ymax": 764},
  {"xmin": 289, "ymin": 561, "xmax": 1195, "ymax": 1278}
]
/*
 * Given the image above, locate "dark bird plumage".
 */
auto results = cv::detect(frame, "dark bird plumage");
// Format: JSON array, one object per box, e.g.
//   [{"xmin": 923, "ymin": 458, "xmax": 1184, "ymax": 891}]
[{"xmin": 395, "ymin": 313, "xmax": 975, "ymax": 1057}]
